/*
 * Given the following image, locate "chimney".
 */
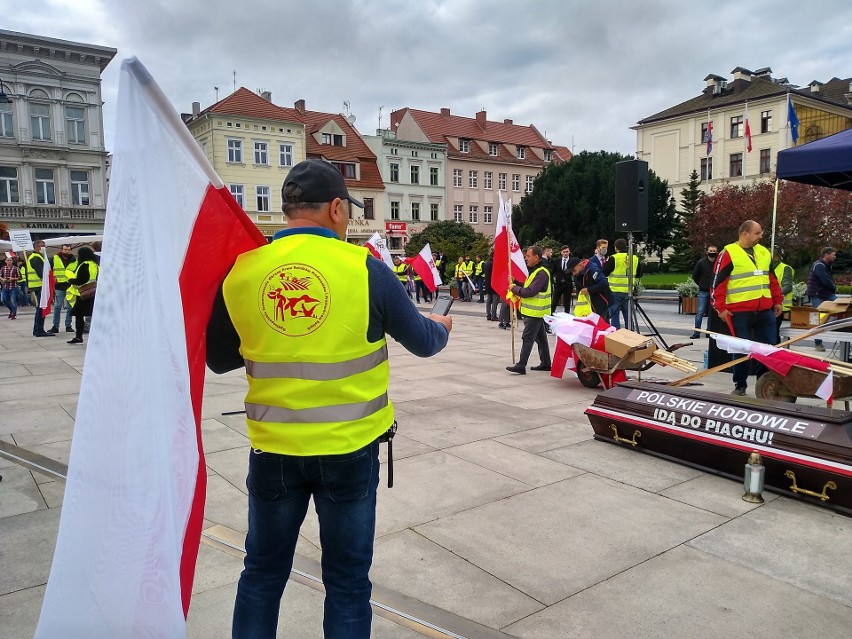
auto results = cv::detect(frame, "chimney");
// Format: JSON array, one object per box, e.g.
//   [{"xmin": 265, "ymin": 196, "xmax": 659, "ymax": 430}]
[
  {"xmin": 503, "ymin": 118, "xmax": 513, "ymax": 125},
  {"xmin": 476, "ymin": 110, "xmax": 487, "ymax": 129},
  {"xmin": 440, "ymin": 107, "xmax": 450, "ymax": 117},
  {"xmin": 261, "ymin": 90, "xmax": 272, "ymax": 102},
  {"xmin": 191, "ymin": 101, "xmax": 200, "ymax": 117},
  {"xmin": 295, "ymin": 99, "xmax": 306, "ymax": 113},
  {"xmin": 809, "ymin": 81, "xmax": 822, "ymax": 93}
]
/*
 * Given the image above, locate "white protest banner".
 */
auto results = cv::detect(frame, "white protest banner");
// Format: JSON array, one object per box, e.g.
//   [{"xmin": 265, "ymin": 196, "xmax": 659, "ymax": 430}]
[{"xmin": 9, "ymin": 230, "xmax": 33, "ymax": 252}]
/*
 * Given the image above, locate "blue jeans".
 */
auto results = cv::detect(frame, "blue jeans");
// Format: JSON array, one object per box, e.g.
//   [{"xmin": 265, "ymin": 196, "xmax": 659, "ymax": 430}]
[
  {"xmin": 607, "ymin": 292, "xmax": 629, "ymax": 329},
  {"xmin": 1, "ymin": 288, "xmax": 17, "ymax": 316},
  {"xmin": 233, "ymin": 439, "xmax": 380, "ymax": 639},
  {"xmin": 694, "ymin": 291, "xmax": 710, "ymax": 331},
  {"xmin": 810, "ymin": 295, "xmax": 836, "ymax": 346},
  {"xmin": 730, "ymin": 309, "xmax": 777, "ymax": 389},
  {"xmin": 52, "ymin": 288, "xmax": 73, "ymax": 329}
]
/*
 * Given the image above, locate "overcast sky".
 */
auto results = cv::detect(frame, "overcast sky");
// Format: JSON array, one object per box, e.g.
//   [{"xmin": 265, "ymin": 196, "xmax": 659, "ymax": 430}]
[{"xmin": 9, "ymin": 0, "xmax": 852, "ymax": 154}]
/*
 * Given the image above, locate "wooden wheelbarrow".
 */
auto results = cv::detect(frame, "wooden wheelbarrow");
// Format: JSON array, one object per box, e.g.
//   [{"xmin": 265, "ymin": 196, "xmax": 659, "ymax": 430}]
[
  {"xmin": 573, "ymin": 342, "xmax": 694, "ymax": 390},
  {"xmin": 756, "ymin": 366, "xmax": 852, "ymax": 403}
]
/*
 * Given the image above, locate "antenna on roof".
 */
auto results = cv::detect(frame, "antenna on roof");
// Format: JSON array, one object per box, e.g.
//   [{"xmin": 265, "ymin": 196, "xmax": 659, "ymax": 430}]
[
  {"xmin": 214, "ymin": 86, "xmax": 219, "ymax": 101},
  {"xmin": 233, "ymin": 70, "xmax": 236, "ymax": 93},
  {"xmin": 378, "ymin": 106, "xmax": 384, "ymax": 130}
]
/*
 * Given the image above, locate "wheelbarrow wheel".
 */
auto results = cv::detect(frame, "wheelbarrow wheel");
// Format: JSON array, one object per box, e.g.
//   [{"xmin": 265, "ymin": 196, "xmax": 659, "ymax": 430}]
[
  {"xmin": 755, "ymin": 371, "xmax": 797, "ymax": 403},
  {"xmin": 576, "ymin": 361, "xmax": 602, "ymax": 388}
]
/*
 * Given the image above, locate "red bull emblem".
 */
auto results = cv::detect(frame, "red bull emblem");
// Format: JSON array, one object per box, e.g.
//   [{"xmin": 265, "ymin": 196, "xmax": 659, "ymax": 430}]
[{"xmin": 259, "ymin": 263, "xmax": 331, "ymax": 336}]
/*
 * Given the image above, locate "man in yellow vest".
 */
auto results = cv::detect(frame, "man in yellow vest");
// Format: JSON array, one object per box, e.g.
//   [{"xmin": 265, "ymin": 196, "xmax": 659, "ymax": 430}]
[
  {"xmin": 711, "ymin": 220, "xmax": 783, "ymax": 396},
  {"xmin": 772, "ymin": 250, "xmax": 794, "ymax": 344},
  {"xmin": 392, "ymin": 255, "xmax": 411, "ymax": 298},
  {"xmin": 605, "ymin": 238, "xmax": 641, "ymax": 330},
  {"xmin": 205, "ymin": 159, "xmax": 451, "ymax": 637},
  {"xmin": 48, "ymin": 243, "xmax": 75, "ymax": 333},
  {"xmin": 27, "ymin": 240, "xmax": 54, "ymax": 337},
  {"xmin": 506, "ymin": 245, "xmax": 552, "ymax": 374},
  {"xmin": 474, "ymin": 254, "xmax": 485, "ymax": 302}
]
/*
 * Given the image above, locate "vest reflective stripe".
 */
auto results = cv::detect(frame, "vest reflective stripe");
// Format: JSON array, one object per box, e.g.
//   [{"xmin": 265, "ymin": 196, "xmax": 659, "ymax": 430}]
[
  {"xmin": 223, "ymin": 234, "xmax": 393, "ymax": 456},
  {"xmin": 246, "ymin": 393, "xmax": 389, "ymax": 424},
  {"xmin": 574, "ymin": 291, "xmax": 591, "ymax": 317},
  {"xmin": 245, "ymin": 344, "xmax": 389, "ymax": 381},
  {"xmin": 26, "ymin": 253, "xmax": 42, "ymax": 288},
  {"xmin": 724, "ymin": 243, "xmax": 772, "ymax": 306},
  {"xmin": 52, "ymin": 255, "xmax": 69, "ymax": 284},
  {"xmin": 609, "ymin": 253, "xmax": 638, "ymax": 293},
  {"xmin": 519, "ymin": 265, "xmax": 552, "ymax": 318},
  {"xmin": 774, "ymin": 262, "xmax": 793, "ymax": 311}
]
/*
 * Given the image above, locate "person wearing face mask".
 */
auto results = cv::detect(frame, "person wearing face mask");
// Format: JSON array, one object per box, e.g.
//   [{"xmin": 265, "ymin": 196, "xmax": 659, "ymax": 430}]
[
  {"xmin": 594, "ymin": 239, "xmax": 609, "ymax": 270},
  {"xmin": 690, "ymin": 245, "xmax": 718, "ymax": 339}
]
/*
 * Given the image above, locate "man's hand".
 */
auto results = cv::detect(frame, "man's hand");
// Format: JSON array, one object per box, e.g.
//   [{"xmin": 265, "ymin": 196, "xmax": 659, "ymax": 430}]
[
  {"xmin": 579, "ymin": 288, "xmax": 588, "ymax": 297},
  {"xmin": 773, "ymin": 303, "xmax": 783, "ymax": 318},
  {"xmin": 717, "ymin": 309, "xmax": 732, "ymax": 322},
  {"xmin": 428, "ymin": 313, "xmax": 453, "ymax": 333}
]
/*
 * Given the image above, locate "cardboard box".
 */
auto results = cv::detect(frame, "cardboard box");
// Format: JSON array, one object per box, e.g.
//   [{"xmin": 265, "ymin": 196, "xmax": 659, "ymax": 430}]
[
  {"xmin": 789, "ymin": 306, "xmax": 828, "ymax": 329},
  {"xmin": 604, "ymin": 328, "xmax": 657, "ymax": 363},
  {"xmin": 816, "ymin": 297, "xmax": 852, "ymax": 316}
]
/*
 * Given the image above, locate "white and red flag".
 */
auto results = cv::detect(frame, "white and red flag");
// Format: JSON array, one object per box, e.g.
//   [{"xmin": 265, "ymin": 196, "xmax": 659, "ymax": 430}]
[
  {"xmin": 491, "ymin": 191, "xmax": 528, "ymax": 302},
  {"xmin": 37, "ymin": 246, "xmax": 54, "ymax": 318},
  {"xmin": 409, "ymin": 242, "xmax": 442, "ymax": 291},
  {"xmin": 744, "ymin": 102, "xmax": 753, "ymax": 153},
  {"xmin": 714, "ymin": 334, "xmax": 833, "ymax": 403},
  {"xmin": 35, "ymin": 58, "xmax": 265, "ymax": 637},
  {"xmin": 365, "ymin": 231, "xmax": 394, "ymax": 269}
]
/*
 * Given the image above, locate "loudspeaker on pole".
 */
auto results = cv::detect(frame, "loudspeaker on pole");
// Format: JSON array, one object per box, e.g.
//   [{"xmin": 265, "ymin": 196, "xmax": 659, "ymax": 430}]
[{"xmin": 615, "ymin": 159, "xmax": 649, "ymax": 233}]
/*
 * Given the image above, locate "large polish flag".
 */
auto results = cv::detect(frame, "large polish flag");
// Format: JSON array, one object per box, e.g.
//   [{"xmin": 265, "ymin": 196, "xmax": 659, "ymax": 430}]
[
  {"xmin": 35, "ymin": 58, "xmax": 265, "ymax": 637},
  {"xmin": 491, "ymin": 191, "xmax": 528, "ymax": 301},
  {"xmin": 38, "ymin": 247, "xmax": 55, "ymax": 317},
  {"xmin": 365, "ymin": 231, "xmax": 394, "ymax": 268},
  {"xmin": 409, "ymin": 242, "xmax": 442, "ymax": 291}
]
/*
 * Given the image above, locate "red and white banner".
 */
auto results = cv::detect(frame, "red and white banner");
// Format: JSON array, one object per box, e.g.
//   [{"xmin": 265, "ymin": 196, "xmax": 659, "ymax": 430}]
[
  {"xmin": 549, "ymin": 313, "xmax": 623, "ymax": 386},
  {"xmin": 38, "ymin": 247, "xmax": 54, "ymax": 318},
  {"xmin": 364, "ymin": 231, "xmax": 394, "ymax": 269},
  {"xmin": 35, "ymin": 58, "xmax": 265, "ymax": 637},
  {"xmin": 409, "ymin": 242, "xmax": 442, "ymax": 291},
  {"xmin": 491, "ymin": 191, "xmax": 528, "ymax": 302}
]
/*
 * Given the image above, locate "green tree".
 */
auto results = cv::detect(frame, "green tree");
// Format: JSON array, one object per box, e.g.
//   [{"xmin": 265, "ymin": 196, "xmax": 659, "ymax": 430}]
[
  {"xmin": 406, "ymin": 220, "xmax": 491, "ymax": 281},
  {"xmin": 667, "ymin": 169, "xmax": 703, "ymax": 272},
  {"xmin": 642, "ymin": 172, "xmax": 679, "ymax": 267}
]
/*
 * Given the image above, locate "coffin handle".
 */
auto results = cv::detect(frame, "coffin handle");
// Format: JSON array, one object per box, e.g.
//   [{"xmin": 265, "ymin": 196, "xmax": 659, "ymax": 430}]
[
  {"xmin": 610, "ymin": 424, "xmax": 641, "ymax": 447},
  {"xmin": 784, "ymin": 470, "xmax": 837, "ymax": 502}
]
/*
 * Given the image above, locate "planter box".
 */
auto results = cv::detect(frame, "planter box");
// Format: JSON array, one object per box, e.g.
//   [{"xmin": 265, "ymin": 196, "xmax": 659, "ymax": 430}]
[{"xmin": 680, "ymin": 296, "xmax": 697, "ymax": 315}]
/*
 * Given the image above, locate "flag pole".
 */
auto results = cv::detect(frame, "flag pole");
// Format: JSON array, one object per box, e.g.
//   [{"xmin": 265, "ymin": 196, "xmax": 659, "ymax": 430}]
[
  {"xmin": 770, "ymin": 177, "xmax": 779, "ymax": 257},
  {"xmin": 506, "ymin": 196, "xmax": 516, "ymax": 362},
  {"xmin": 743, "ymin": 101, "xmax": 748, "ymax": 185}
]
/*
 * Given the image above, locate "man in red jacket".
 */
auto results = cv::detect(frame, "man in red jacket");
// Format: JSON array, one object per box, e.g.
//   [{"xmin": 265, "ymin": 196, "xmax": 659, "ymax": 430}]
[{"xmin": 711, "ymin": 220, "xmax": 783, "ymax": 396}]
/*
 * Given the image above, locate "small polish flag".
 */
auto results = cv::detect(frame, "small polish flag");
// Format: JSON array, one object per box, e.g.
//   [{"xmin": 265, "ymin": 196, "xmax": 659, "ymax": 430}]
[
  {"xmin": 409, "ymin": 242, "xmax": 442, "ymax": 292},
  {"xmin": 365, "ymin": 231, "xmax": 394, "ymax": 269},
  {"xmin": 491, "ymin": 191, "xmax": 528, "ymax": 302},
  {"xmin": 38, "ymin": 249, "xmax": 55, "ymax": 318}
]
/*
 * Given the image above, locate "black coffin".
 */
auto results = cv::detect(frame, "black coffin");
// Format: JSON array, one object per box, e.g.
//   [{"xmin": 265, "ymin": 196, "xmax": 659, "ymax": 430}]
[{"xmin": 585, "ymin": 381, "xmax": 852, "ymax": 516}]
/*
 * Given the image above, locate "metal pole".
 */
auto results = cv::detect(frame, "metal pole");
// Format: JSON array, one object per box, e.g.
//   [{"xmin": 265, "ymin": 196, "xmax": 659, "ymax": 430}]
[
  {"xmin": 507, "ymin": 204, "xmax": 516, "ymax": 362},
  {"xmin": 770, "ymin": 177, "xmax": 779, "ymax": 257},
  {"xmin": 627, "ymin": 232, "xmax": 635, "ymax": 331}
]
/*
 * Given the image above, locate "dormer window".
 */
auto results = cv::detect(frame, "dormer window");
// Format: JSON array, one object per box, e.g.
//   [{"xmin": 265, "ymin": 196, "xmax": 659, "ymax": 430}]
[
  {"xmin": 459, "ymin": 139, "xmax": 470, "ymax": 153},
  {"xmin": 488, "ymin": 142, "xmax": 498, "ymax": 156},
  {"xmin": 517, "ymin": 146, "xmax": 526, "ymax": 160},
  {"xmin": 544, "ymin": 149, "xmax": 552, "ymax": 162},
  {"xmin": 322, "ymin": 133, "xmax": 345, "ymax": 146}
]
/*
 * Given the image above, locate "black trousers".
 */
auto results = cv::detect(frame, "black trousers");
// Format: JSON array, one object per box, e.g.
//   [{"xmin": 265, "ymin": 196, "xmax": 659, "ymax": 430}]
[
  {"xmin": 517, "ymin": 315, "xmax": 551, "ymax": 368},
  {"xmin": 552, "ymin": 282, "xmax": 572, "ymax": 313}
]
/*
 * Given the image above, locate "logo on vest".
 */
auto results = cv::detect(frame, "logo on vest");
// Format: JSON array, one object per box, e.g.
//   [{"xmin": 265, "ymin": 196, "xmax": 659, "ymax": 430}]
[{"xmin": 260, "ymin": 263, "xmax": 330, "ymax": 336}]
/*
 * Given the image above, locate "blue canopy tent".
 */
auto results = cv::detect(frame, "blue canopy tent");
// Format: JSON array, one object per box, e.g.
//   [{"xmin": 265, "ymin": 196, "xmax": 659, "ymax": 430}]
[{"xmin": 776, "ymin": 127, "xmax": 852, "ymax": 190}]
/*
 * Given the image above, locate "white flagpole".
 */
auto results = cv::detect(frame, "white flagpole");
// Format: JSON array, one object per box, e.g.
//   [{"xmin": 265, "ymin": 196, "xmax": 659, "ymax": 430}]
[
  {"xmin": 743, "ymin": 101, "xmax": 748, "ymax": 184},
  {"xmin": 771, "ymin": 177, "xmax": 779, "ymax": 257}
]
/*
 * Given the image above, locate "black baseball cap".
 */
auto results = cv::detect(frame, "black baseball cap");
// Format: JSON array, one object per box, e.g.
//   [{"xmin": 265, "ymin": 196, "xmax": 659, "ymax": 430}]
[{"xmin": 283, "ymin": 159, "xmax": 364, "ymax": 208}]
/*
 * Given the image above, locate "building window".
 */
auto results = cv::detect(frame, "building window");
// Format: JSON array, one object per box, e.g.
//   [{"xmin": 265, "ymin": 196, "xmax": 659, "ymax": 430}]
[
  {"xmin": 488, "ymin": 142, "xmax": 498, "ymax": 156},
  {"xmin": 430, "ymin": 202, "xmax": 439, "ymax": 221},
  {"xmin": 525, "ymin": 175, "xmax": 534, "ymax": 193},
  {"xmin": 730, "ymin": 116, "xmax": 743, "ymax": 139},
  {"xmin": 389, "ymin": 163, "xmax": 399, "ymax": 182},
  {"xmin": 66, "ymin": 106, "xmax": 86, "ymax": 144},
  {"xmin": 0, "ymin": 103, "xmax": 13, "ymax": 138},
  {"xmin": 411, "ymin": 202, "xmax": 420, "ymax": 221},
  {"xmin": 761, "ymin": 110, "xmax": 772, "ymax": 134},
  {"xmin": 544, "ymin": 149, "xmax": 553, "ymax": 162},
  {"xmin": 469, "ymin": 170, "xmax": 478, "ymax": 188},
  {"xmin": 759, "ymin": 149, "xmax": 771, "ymax": 174},
  {"xmin": 729, "ymin": 153, "xmax": 743, "ymax": 177},
  {"xmin": 453, "ymin": 204, "xmax": 463, "ymax": 222},
  {"xmin": 363, "ymin": 197, "xmax": 374, "ymax": 220},
  {"xmin": 391, "ymin": 201, "xmax": 400, "ymax": 220},
  {"xmin": 410, "ymin": 165, "xmax": 420, "ymax": 184},
  {"xmin": 517, "ymin": 146, "xmax": 526, "ymax": 160},
  {"xmin": 512, "ymin": 174, "xmax": 520, "ymax": 192},
  {"xmin": 35, "ymin": 168, "xmax": 56, "ymax": 204},
  {"xmin": 700, "ymin": 157, "xmax": 712, "ymax": 181},
  {"xmin": 469, "ymin": 206, "xmax": 478, "ymax": 224},
  {"xmin": 230, "ymin": 184, "xmax": 244, "ymax": 207},
  {"xmin": 332, "ymin": 162, "xmax": 356, "ymax": 179},
  {"xmin": 484, "ymin": 206, "xmax": 493, "ymax": 225},
  {"xmin": 499, "ymin": 173, "xmax": 507, "ymax": 190},
  {"xmin": 30, "ymin": 103, "xmax": 52, "ymax": 141},
  {"xmin": 254, "ymin": 141, "xmax": 268, "ymax": 165},
  {"xmin": 322, "ymin": 133, "xmax": 332, "ymax": 145},
  {"xmin": 453, "ymin": 168, "xmax": 462, "ymax": 187},
  {"xmin": 430, "ymin": 166, "xmax": 439, "ymax": 186},
  {"xmin": 484, "ymin": 171, "xmax": 492, "ymax": 190},
  {"xmin": 256, "ymin": 186, "xmax": 270, "ymax": 211},
  {"xmin": 391, "ymin": 147, "xmax": 398, "ymax": 155},
  {"xmin": 70, "ymin": 170, "xmax": 90, "ymax": 205},
  {"xmin": 411, "ymin": 150, "xmax": 418, "ymax": 157},
  {"xmin": 700, "ymin": 122, "xmax": 711, "ymax": 143},
  {"xmin": 459, "ymin": 139, "xmax": 470, "ymax": 153},
  {"xmin": 227, "ymin": 138, "xmax": 243, "ymax": 163},
  {"xmin": 0, "ymin": 166, "xmax": 19, "ymax": 203},
  {"xmin": 278, "ymin": 143, "xmax": 293, "ymax": 167}
]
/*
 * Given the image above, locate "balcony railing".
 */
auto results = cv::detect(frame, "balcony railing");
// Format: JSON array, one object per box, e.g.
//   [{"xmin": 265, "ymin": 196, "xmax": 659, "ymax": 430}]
[{"xmin": 0, "ymin": 205, "xmax": 106, "ymax": 221}]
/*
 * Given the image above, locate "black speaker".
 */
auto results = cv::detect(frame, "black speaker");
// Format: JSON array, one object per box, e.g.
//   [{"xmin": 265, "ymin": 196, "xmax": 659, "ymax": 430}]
[{"xmin": 615, "ymin": 159, "xmax": 649, "ymax": 232}]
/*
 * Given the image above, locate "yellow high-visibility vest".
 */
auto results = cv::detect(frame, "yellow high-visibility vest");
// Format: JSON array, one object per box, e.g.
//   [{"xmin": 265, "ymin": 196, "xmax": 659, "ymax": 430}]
[
  {"xmin": 519, "ymin": 265, "xmax": 552, "ymax": 318},
  {"xmin": 724, "ymin": 243, "xmax": 772, "ymax": 306},
  {"xmin": 574, "ymin": 291, "xmax": 591, "ymax": 317},
  {"xmin": 52, "ymin": 255, "xmax": 69, "ymax": 284},
  {"xmin": 609, "ymin": 253, "xmax": 639, "ymax": 294},
  {"xmin": 474, "ymin": 260, "xmax": 484, "ymax": 276},
  {"xmin": 461, "ymin": 260, "xmax": 474, "ymax": 277},
  {"xmin": 26, "ymin": 252, "xmax": 43, "ymax": 288},
  {"xmin": 223, "ymin": 234, "xmax": 393, "ymax": 456},
  {"xmin": 67, "ymin": 261, "xmax": 98, "ymax": 308},
  {"xmin": 774, "ymin": 262, "xmax": 793, "ymax": 311},
  {"xmin": 394, "ymin": 263, "xmax": 408, "ymax": 282}
]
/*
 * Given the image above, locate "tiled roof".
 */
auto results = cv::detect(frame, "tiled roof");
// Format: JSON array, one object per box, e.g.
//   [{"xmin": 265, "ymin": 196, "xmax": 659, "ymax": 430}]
[
  {"xmin": 392, "ymin": 108, "xmax": 552, "ymax": 149},
  {"xmin": 196, "ymin": 87, "xmax": 303, "ymax": 124},
  {"xmin": 638, "ymin": 75, "xmax": 852, "ymax": 125},
  {"xmin": 552, "ymin": 145, "xmax": 573, "ymax": 162}
]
